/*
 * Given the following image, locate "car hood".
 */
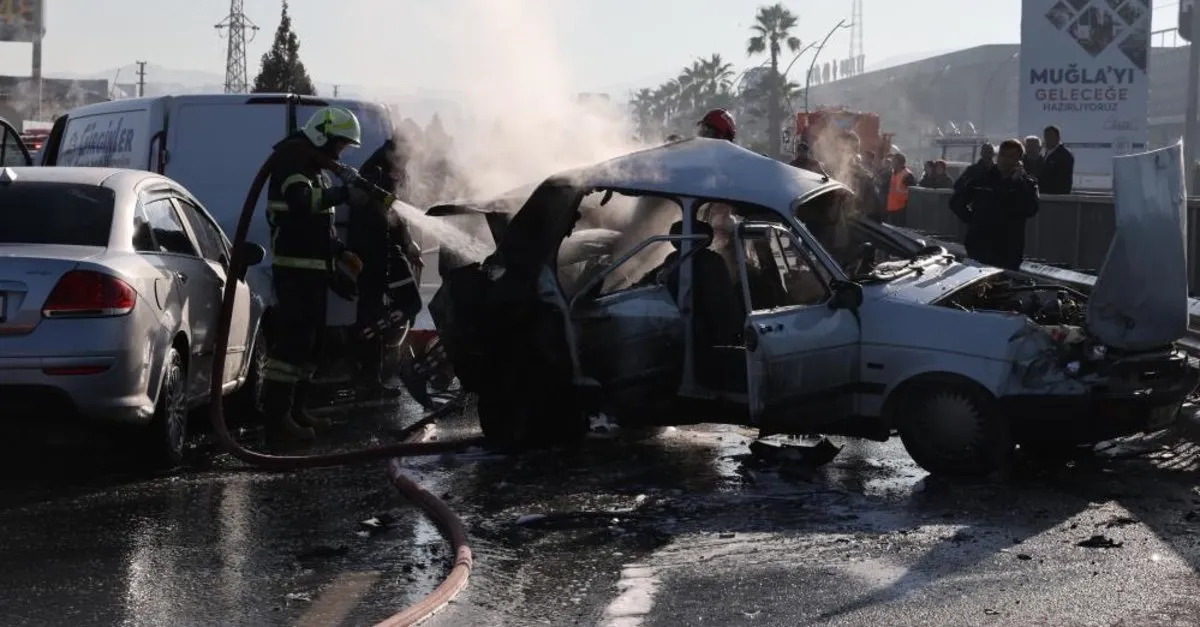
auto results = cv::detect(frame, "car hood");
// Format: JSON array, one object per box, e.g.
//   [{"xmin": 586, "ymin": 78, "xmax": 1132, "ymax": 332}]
[
  {"xmin": 867, "ymin": 258, "xmax": 1006, "ymax": 305},
  {"xmin": 1087, "ymin": 143, "xmax": 1189, "ymax": 350}
]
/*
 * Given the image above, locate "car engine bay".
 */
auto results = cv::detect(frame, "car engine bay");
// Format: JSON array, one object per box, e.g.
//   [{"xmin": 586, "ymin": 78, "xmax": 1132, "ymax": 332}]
[{"xmin": 940, "ymin": 274, "xmax": 1088, "ymax": 327}]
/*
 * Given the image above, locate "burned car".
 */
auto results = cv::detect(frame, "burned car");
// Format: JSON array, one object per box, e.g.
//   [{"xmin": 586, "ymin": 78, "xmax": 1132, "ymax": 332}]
[{"xmin": 428, "ymin": 138, "xmax": 1198, "ymax": 476}]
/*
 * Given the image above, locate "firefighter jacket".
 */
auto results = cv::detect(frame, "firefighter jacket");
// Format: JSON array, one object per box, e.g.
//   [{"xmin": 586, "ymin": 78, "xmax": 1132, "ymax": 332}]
[{"xmin": 266, "ymin": 135, "xmax": 350, "ymax": 272}]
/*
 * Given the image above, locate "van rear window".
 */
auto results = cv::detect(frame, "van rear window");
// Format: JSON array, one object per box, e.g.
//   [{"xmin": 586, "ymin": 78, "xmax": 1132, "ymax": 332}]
[
  {"xmin": 56, "ymin": 109, "xmax": 149, "ymax": 168},
  {"xmin": 0, "ymin": 183, "xmax": 115, "ymax": 246}
]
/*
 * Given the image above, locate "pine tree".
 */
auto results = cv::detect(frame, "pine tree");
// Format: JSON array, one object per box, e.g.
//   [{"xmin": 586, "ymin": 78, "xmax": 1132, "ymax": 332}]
[{"xmin": 252, "ymin": 1, "xmax": 316, "ymax": 95}]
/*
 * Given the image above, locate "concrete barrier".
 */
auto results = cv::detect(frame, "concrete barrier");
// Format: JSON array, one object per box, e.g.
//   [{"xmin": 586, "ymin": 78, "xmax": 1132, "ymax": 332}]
[{"xmin": 898, "ymin": 187, "xmax": 1200, "ymax": 292}]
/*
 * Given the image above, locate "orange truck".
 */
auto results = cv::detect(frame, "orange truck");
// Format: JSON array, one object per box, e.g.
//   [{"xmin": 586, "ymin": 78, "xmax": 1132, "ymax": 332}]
[{"xmin": 795, "ymin": 107, "xmax": 895, "ymax": 160}]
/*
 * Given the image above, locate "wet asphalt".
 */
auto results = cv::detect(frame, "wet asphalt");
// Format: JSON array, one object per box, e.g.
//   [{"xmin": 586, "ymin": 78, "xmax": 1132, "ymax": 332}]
[{"xmin": 5, "ymin": 395, "xmax": 1200, "ymax": 626}]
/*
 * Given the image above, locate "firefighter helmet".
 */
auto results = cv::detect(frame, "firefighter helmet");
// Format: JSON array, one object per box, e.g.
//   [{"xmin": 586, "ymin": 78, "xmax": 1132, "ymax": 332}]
[
  {"xmin": 302, "ymin": 106, "xmax": 363, "ymax": 147},
  {"xmin": 697, "ymin": 109, "xmax": 736, "ymax": 141}
]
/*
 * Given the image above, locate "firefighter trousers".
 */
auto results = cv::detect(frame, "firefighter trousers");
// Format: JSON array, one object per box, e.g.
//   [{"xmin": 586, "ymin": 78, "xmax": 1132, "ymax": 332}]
[{"xmin": 261, "ymin": 266, "xmax": 329, "ymax": 421}]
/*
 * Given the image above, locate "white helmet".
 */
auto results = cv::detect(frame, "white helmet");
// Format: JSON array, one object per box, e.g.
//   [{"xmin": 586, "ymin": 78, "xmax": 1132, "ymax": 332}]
[{"xmin": 302, "ymin": 106, "xmax": 362, "ymax": 148}]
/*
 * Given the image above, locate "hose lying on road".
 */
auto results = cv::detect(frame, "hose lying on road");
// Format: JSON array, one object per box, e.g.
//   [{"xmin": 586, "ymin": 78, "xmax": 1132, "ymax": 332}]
[{"xmin": 208, "ymin": 138, "xmax": 481, "ymax": 626}]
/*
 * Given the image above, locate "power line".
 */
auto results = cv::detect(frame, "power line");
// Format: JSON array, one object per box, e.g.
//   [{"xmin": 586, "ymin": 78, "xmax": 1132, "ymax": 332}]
[{"xmin": 215, "ymin": 0, "xmax": 259, "ymax": 93}]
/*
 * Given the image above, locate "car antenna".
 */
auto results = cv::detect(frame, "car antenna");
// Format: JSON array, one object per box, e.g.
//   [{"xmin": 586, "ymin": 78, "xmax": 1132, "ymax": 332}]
[{"xmin": 600, "ymin": 190, "xmax": 614, "ymax": 206}]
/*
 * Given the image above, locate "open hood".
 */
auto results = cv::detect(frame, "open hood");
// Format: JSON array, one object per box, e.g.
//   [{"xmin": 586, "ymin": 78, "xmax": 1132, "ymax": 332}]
[{"xmin": 1087, "ymin": 142, "xmax": 1189, "ymax": 350}]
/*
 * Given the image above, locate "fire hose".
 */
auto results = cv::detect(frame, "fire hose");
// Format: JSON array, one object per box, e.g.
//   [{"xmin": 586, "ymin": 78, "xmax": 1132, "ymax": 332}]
[{"xmin": 208, "ymin": 139, "xmax": 481, "ymax": 625}]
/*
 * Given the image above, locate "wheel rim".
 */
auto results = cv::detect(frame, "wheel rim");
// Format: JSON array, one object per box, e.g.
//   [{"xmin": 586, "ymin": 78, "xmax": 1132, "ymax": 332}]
[
  {"xmin": 913, "ymin": 390, "xmax": 983, "ymax": 453},
  {"xmin": 164, "ymin": 363, "xmax": 187, "ymax": 454}
]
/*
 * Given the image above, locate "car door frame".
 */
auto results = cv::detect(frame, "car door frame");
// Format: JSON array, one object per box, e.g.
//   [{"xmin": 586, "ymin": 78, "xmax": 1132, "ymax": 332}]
[
  {"xmin": 138, "ymin": 189, "xmax": 221, "ymax": 402},
  {"xmin": 167, "ymin": 191, "xmax": 256, "ymax": 391},
  {"xmin": 0, "ymin": 118, "xmax": 32, "ymax": 167},
  {"xmin": 737, "ymin": 221, "xmax": 862, "ymax": 436}
]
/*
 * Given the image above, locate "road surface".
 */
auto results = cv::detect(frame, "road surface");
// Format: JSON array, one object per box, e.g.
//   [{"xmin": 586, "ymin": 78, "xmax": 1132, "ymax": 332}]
[{"xmin": 3, "ymin": 397, "xmax": 1200, "ymax": 626}]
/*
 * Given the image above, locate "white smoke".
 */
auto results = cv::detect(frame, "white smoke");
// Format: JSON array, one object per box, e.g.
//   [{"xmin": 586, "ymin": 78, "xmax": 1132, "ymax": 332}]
[{"xmin": 386, "ymin": 0, "xmax": 645, "ymax": 204}]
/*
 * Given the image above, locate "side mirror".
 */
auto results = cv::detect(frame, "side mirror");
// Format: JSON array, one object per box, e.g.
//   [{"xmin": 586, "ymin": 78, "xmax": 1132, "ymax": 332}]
[
  {"xmin": 240, "ymin": 242, "xmax": 266, "ymax": 268},
  {"xmin": 829, "ymin": 280, "xmax": 863, "ymax": 311}
]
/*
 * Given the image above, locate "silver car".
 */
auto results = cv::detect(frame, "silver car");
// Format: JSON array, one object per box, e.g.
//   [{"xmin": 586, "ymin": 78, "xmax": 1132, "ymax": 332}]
[{"xmin": 0, "ymin": 167, "xmax": 265, "ymax": 466}]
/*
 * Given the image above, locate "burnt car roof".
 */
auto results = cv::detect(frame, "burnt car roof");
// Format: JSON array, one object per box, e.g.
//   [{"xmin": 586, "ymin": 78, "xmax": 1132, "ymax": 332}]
[{"xmin": 552, "ymin": 137, "xmax": 849, "ymax": 212}]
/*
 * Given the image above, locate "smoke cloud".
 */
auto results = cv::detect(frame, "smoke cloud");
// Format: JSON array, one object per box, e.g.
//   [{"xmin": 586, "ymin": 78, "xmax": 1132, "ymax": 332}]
[{"xmin": 381, "ymin": 0, "xmax": 645, "ymax": 205}]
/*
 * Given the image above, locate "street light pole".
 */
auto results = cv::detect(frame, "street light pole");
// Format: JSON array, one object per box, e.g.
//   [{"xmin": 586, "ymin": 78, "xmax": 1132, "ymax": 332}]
[
  {"xmin": 781, "ymin": 41, "xmax": 819, "ymax": 79},
  {"xmin": 803, "ymin": 19, "xmax": 851, "ymax": 114},
  {"xmin": 1185, "ymin": 1, "xmax": 1200, "ymax": 187}
]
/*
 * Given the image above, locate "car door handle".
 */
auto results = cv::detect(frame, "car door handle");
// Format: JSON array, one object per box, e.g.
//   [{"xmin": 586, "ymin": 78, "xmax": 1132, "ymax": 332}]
[{"xmin": 175, "ymin": 272, "xmax": 188, "ymax": 284}]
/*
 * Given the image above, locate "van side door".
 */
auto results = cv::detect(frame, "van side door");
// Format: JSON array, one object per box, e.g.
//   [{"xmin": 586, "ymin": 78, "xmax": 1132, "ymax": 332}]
[{"xmin": 739, "ymin": 223, "xmax": 860, "ymax": 435}]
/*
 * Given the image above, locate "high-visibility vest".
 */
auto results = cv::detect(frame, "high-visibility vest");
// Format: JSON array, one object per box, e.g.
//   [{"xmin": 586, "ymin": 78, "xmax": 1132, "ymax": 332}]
[{"xmin": 886, "ymin": 169, "xmax": 912, "ymax": 212}]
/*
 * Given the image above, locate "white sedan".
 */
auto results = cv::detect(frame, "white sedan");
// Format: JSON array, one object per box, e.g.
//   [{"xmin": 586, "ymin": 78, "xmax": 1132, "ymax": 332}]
[{"xmin": 0, "ymin": 167, "xmax": 265, "ymax": 466}]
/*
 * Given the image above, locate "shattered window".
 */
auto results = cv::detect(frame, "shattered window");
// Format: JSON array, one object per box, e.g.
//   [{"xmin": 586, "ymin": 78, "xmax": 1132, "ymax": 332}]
[{"xmin": 558, "ymin": 191, "xmax": 681, "ymax": 298}]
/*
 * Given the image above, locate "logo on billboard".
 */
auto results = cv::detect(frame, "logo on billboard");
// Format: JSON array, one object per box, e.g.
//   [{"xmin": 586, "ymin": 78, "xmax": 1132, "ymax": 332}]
[{"xmin": 1044, "ymin": 0, "xmax": 1150, "ymax": 70}]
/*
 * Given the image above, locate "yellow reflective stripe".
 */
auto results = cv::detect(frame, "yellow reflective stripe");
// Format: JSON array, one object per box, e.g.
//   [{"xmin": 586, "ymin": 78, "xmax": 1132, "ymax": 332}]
[
  {"xmin": 273, "ymin": 256, "xmax": 329, "ymax": 270},
  {"xmin": 281, "ymin": 174, "xmax": 312, "ymax": 192},
  {"xmin": 267, "ymin": 199, "xmax": 332, "ymax": 214}
]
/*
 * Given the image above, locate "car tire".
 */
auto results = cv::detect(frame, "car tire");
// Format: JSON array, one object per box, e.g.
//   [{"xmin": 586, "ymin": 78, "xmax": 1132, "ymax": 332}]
[
  {"xmin": 227, "ymin": 327, "xmax": 267, "ymax": 422},
  {"xmin": 147, "ymin": 348, "xmax": 188, "ymax": 468},
  {"xmin": 896, "ymin": 383, "xmax": 1013, "ymax": 477},
  {"xmin": 477, "ymin": 385, "xmax": 588, "ymax": 451}
]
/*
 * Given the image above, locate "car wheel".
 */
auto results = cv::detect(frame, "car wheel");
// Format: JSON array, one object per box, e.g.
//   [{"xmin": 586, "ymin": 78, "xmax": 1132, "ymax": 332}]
[
  {"xmin": 477, "ymin": 385, "xmax": 587, "ymax": 451},
  {"xmin": 147, "ymin": 348, "xmax": 188, "ymax": 468},
  {"xmin": 896, "ymin": 383, "xmax": 1013, "ymax": 477},
  {"xmin": 228, "ymin": 327, "xmax": 267, "ymax": 421}
]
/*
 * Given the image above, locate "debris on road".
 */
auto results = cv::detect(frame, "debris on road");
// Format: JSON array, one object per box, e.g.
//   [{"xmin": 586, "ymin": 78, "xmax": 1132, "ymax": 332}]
[
  {"xmin": 748, "ymin": 437, "xmax": 843, "ymax": 468},
  {"xmin": 1077, "ymin": 535, "xmax": 1123, "ymax": 549},
  {"xmin": 295, "ymin": 545, "xmax": 350, "ymax": 561}
]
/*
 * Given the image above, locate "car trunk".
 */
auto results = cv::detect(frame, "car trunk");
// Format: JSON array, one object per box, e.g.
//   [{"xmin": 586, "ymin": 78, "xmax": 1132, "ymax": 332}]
[{"xmin": 0, "ymin": 245, "xmax": 106, "ymax": 335}]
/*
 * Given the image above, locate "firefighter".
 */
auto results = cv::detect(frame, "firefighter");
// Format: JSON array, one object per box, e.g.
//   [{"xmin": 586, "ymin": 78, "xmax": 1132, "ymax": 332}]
[
  {"xmin": 261, "ymin": 106, "xmax": 369, "ymax": 442},
  {"xmin": 353, "ymin": 137, "xmax": 424, "ymax": 398},
  {"xmin": 697, "ymin": 109, "xmax": 736, "ymax": 141}
]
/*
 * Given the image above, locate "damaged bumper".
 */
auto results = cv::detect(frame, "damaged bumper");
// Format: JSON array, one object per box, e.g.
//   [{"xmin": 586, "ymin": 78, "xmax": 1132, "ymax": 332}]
[{"xmin": 1001, "ymin": 350, "xmax": 1200, "ymax": 443}]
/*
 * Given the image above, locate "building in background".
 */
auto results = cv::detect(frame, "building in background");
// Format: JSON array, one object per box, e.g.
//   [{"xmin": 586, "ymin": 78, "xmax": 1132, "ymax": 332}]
[
  {"xmin": 0, "ymin": 76, "xmax": 109, "ymax": 124},
  {"xmin": 801, "ymin": 32, "xmax": 1191, "ymax": 162}
]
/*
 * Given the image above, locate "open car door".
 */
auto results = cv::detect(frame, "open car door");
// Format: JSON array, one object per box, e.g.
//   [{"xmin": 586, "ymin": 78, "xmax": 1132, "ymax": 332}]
[
  {"xmin": 737, "ymin": 223, "xmax": 861, "ymax": 435},
  {"xmin": 0, "ymin": 118, "xmax": 32, "ymax": 167}
]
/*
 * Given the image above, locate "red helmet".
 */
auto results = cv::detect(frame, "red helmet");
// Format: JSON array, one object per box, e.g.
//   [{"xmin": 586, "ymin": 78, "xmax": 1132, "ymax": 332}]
[{"xmin": 698, "ymin": 109, "xmax": 736, "ymax": 141}]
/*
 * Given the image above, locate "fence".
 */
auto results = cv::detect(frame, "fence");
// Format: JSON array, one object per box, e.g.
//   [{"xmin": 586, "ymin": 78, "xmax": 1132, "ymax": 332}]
[{"xmin": 896, "ymin": 188, "xmax": 1200, "ymax": 293}]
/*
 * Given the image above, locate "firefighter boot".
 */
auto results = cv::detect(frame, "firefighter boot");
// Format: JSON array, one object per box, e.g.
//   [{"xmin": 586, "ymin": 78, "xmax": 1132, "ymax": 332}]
[
  {"xmin": 356, "ymin": 337, "xmax": 403, "ymax": 399},
  {"xmin": 261, "ymin": 379, "xmax": 316, "ymax": 443},
  {"xmin": 291, "ymin": 379, "xmax": 332, "ymax": 431}
]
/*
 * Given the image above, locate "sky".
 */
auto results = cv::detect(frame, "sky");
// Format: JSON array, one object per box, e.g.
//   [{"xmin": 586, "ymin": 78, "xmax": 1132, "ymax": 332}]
[{"xmin": 0, "ymin": 0, "xmax": 1187, "ymax": 94}]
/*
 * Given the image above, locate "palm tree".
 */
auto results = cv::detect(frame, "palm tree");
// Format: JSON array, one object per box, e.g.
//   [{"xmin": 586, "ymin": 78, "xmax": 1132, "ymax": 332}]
[
  {"xmin": 696, "ymin": 54, "xmax": 734, "ymax": 103},
  {"xmin": 629, "ymin": 88, "xmax": 657, "ymax": 139},
  {"xmin": 746, "ymin": 3, "xmax": 801, "ymax": 156}
]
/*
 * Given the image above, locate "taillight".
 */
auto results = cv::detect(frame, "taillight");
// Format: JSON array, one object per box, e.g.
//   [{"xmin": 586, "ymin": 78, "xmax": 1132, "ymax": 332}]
[{"xmin": 42, "ymin": 270, "xmax": 137, "ymax": 318}]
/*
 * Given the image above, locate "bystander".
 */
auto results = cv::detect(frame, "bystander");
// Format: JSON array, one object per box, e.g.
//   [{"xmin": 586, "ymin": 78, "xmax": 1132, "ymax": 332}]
[{"xmin": 949, "ymin": 138, "xmax": 1040, "ymax": 270}]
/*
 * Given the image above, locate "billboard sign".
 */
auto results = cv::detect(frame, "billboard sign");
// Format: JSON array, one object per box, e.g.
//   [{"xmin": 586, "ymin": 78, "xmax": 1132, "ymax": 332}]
[
  {"xmin": 0, "ymin": 0, "xmax": 41, "ymax": 42},
  {"xmin": 1019, "ymin": 0, "xmax": 1152, "ymax": 189}
]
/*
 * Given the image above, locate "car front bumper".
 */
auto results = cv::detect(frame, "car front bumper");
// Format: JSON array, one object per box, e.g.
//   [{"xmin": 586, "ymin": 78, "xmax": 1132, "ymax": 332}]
[{"xmin": 1000, "ymin": 356, "xmax": 1200, "ymax": 444}]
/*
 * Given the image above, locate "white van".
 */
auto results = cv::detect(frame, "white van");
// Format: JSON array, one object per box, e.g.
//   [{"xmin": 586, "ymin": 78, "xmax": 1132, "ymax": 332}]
[{"xmin": 39, "ymin": 93, "xmax": 398, "ymax": 340}]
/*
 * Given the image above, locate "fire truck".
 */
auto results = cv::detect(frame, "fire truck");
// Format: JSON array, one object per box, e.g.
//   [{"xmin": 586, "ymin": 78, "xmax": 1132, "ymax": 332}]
[{"xmin": 794, "ymin": 107, "xmax": 895, "ymax": 160}]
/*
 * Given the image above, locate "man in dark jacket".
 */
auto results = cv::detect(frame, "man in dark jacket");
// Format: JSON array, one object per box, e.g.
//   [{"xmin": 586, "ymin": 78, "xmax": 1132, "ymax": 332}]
[
  {"xmin": 789, "ymin": 140, "xmax": 827, "ymax": 176},
  {"xmin": 262, "ymin": 106, "xmax": 369, "ymax": 442},
  {"xmin": 949, "ymin": 138, "xmax": 1040, "ymax": 270},
  {"xmin": 353, "ymin": 136, "xmax": 424, "ymax": 397},
  {"xmin": 919, "ymin": 160, "xmax": 955, "ymax": 188},
  {"xmin": 1039, "ymin": 125, "xmax": 1074, "ymax": 194},
  {"xmin": 954, "ymin": 143, "xmax": 995, "ymax": 191}
]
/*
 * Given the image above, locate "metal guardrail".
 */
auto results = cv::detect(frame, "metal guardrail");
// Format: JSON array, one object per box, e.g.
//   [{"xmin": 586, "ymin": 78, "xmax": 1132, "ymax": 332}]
[{"xmin": 897, "ymin": 188, "xmax": 1200, "ymax": 292}]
